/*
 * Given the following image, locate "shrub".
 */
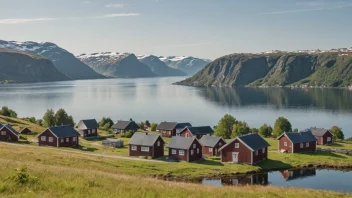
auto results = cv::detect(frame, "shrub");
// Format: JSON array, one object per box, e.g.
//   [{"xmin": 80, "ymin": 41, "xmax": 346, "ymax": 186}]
[
  {"xmin": 7, "ymin": 167, "xmax": 37, "ymax": 185},
  {"xmin": 121, "ymin": 131, "xmax": 134, "ymax": 138},
  {"xmin": 150, "ymin": 123, "xmax": 157, "ymax": 132},
  {"xmin": 330, "ymin": 126, "xmax": 345, "ymax": 140},
  {"xmin": 258, "ymin": 124, "xmax": 273, "ymax": 138},
  {"xmin": 0, "ymin": 106, "xmax": 18, "ymax": 118}
]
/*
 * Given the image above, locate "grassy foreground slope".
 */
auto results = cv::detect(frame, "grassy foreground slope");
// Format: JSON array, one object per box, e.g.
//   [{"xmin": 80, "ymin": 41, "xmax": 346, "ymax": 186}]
[{"xmin": 0, "ymin": 143, "xmax": 351, "ymax": 198}]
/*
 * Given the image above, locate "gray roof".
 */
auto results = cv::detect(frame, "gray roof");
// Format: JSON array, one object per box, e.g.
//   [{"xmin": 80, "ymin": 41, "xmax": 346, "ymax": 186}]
[
  {"xmin": 77, "ymin": 119, "xmax": 98, "ymax": 130},
  {"xmin": 219, "ymin": 134, "xmax": 269, "ymax": 152},
  {"xmin": 112, "ymin": 120, "xmax": 139, "ymax": 130},
  {"xmin": 167, "ymin": 136, "xmax": 199, "ymax": 149},
  {"xmin": 156, "ymin": 122, "xmax": 177, "ymax": 130},
  {"xmin": 128, "ymin": 133, "xmax": 163, "ymax": 146},
  {"xmin": 199, "ymin": 136, "xmax": 224, "ymax": 147},
  {"xmin": 175, "ymin": 123, "xmax": 192, "ymax": 129},
  {"xmin": 279, "ymin": 130, "xmax": 317, "ymax": 144},
  {"xmin": 0, "ymin": 122, "xmax": 3, "ymax": 128},
  {"xmin": 309, "ymin": 128, "xmax": 330, "ymax": 137},
  {"xmin": 186, "ymin": 126, "xmax": 214, "ymax": 135},
  {"xmin": 1, "ymin": 124, "xmax": 19, "ymax": 136},
  {"xmin": 48, "ymin": 125, "xmax": 80, "ymax": 138}
]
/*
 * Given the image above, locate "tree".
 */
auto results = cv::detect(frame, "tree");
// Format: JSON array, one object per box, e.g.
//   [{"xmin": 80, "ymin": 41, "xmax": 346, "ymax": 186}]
[
  {"xmin": 139, "ymin": 121, "xmax": 145, "ymax": 129},
  {"xmin": 36, "ymin": 119, "xmax": 43, "ymax": 126},
  {"xmin": 330, "ymin": 126, "xmax": 344, "ymax": 140},
  {"xmin": 103, "ymin": 123, "xmax": 111, "ymax": 131},
  {"xmin": 55, "ymin": 108, "xmax": 74, "ymax": 126},
  {"xmin": 145, "ymin": 120, "xmax": 151, "ymax": 127},
  {"xmin": 293, "ymin": 128, "xmax": 299, "ymax": 132},
  {"xmin": 273, "ymin": 117, "xmax": 292, "ymax": 138},
  {"xmin": 250, "ymin": 128, "xmax": 259, "ymax": 134},
  {"xmin": 150, "ymin": 123, "xmax": 157, "ymax": 131},
  {"xmin": 42, "ymin": 109, "xmax": 56, "ymax": 127},
  {"xmin": 258, "ymin": 124, "xmax": 273, "ymax": 138},
  {"xmin": 215, "ymin": 114, "xmax": 237, "ymax": 139},
  {"xmin": 0, "ymin": 106, "xmax": 17, "ymax": 118},
  {"xmin": 99, "ymin": 117, "xmax": 114, "ymax": 128},
  {"xmin": 231, "ymin": 121, "xmax": 250, "ymax": 138}
]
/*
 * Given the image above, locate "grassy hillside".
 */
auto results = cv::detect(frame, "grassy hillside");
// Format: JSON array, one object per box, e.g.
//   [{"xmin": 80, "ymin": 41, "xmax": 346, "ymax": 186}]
[{"xmin": 176, "ymin": 53, "xmax": 352, "ymax": 87}]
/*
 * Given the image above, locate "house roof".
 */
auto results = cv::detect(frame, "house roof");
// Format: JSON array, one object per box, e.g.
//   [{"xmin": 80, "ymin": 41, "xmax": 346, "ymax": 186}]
[
  {"xmin": 1, "ymin": 124, "xmax": 19, "ymax": 136},
  {"xmin": 219, "ymin": 133, "xmax": 269, "ymax": 152},
  {"xmin": 20, "ymin": 127, "xmax": 31, "ymax": 133},
  {"xmin": 184, "ymin": 126, "xmax": 214, "ymax": 135},
  {"xmin": 112, "ymin": 121, "xmax": 139, "ymax": 130},
  {"xmin": 199, "ymin": 136, "xmax": 224, "ymax": 147},
  {"xmin": 0, "ymin": 122, "xmax": 3, "ymax": 128},
  {"xmin": 156, "ymin": 122, "xmax": 177, "ymax": 130},
  {"xmin": 47, "ymin": 125, "xmax": 80, "ymax": 138},
  {"xmin": 167, "ymin": 136, "xmax": 199, "ymax": 149},
  {"xmin": 77, "ymin": 119, "xmax": 99, "ymax": 130},
  {"xmin": 309, "ymin": 128, "xmax": 330, "ymax": 137},
  {"xmin": 175, "ymin": 123, "xmax": 192, "ymax": 129},
  {"xmin": 278, "ymin": 130, "xmax": 317, "ymax": 144},
  {"xmin": 128, "ymin": 133, "xmax": 163, "ymax": 146}
]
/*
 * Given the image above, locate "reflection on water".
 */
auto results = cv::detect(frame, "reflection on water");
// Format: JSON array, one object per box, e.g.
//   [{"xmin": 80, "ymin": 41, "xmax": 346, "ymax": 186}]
[
  {"xmin": 202, "ymin": 169, "xmax": 352, "ymax": 193},
  {"xmin": 0, "ymin": 77, "xmax": 351, "ymax": 137}
]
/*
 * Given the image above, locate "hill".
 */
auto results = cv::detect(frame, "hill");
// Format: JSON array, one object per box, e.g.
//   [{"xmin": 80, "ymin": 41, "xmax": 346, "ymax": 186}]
[
  {"xmin": 137, "ymin": 55, "xmax": 187, "ymax": 76},
  {"xmin": 159, "ymin": 56, "xmax": 211, "ymax": 75},
  {"xmin": 175, "ymin": 53, "xmax": 352, "ymax": 87},
  {"xmin": 0, "ymin": 48, "xmax": 70, "ymax": 83},
  {"xmin": 0, "ymin": 40, "xmax": 104, "ymax": 80}
]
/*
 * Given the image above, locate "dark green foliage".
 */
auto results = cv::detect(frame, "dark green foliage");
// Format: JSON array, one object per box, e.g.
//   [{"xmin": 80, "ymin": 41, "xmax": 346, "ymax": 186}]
[
  {"xmin": 7, "ymin": 167, "xmax": 37, "ymax": 185},
  {"xmin": 259, "ymin": 124, "xmax": 273, "ymax": 138},
  {"xmin": 42, "ymin": 109, "xmax": 56, "ymax": 127},
  {"xmin": 250, "ymin": 128, "xmax": 259, "ymax": 134},
  {"xmin": 231, "ymin": 121, "xmax": 250, "ymax": 138},
  {"xmin": 99, "ymin": 117, "xmax": 114, "ymax": 130},
  {"xmin": 293, "ymin": 128, "xmax": 299, "ymax": 132},
  {"xmin": 0, "ymin": 106, "xmax": 17, "ymax": 118},
  {"xmin": 330, "ymin": 126, "xmax": 345, "ymax": 140},
  {"xmin": 273, "ymin": 117, "xmax": 292, "ymax": 138},
  {"xmin": 139, "ymin": 122, "xmax": 145, "ymax": 129},
  {"xmin": 36, "ymin": 119, "xmax": 43, "ymax": 126},
  {"xmin": 145, "ymin": 120, "xmax": 151, "ymax": 127},
  {"xmin": 150, "ymin": 123, "xmax": 157, "ymax": 132},
  {"xmin": 121, "ymin": 131, "xmax": 134, "ymax": 138},
  {"xmin": 215, "ymin": 114, "xmax": 237, "ymax": 139},
  {"xmin": 54, "ymin": 108, "xmax": 75, "ymax": 126}
]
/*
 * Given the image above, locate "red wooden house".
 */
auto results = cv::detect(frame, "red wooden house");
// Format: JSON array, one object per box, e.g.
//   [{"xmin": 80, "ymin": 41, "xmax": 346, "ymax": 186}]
[
  {"xmin": 20, "ymin": 127, "xmax": 32, "ymax": 134},
  {"xmin": 77, "ymin": 119, "xmax": 99, "ymax": 138},
  {"xmin": 128, "ymin": 133, "xmax": 165, "ymax": 158},
  {"xmin": 167, "ymin": 136, "xmax": 203, "ymax": 162},
  {"xmin": 38, "ymin": 125, "xmax": 80, "ymax": 147},
  {"xmin": 179, "ymin": 126, "xmax": 214, "ymax": 139},
  {"xmin": 157, "ymin": 122, "xmax": 192, "ymax": 137},
  {"xmin": 0, "ymin": 124, "xmax": 19, "ymax": 142},
  {"xmin": 112, "ymin": 120, "xmax": 139, "ymax": 134},
  {"xmin": 277, "ymin": 130, "xmax": 317, "ymax": 153},
  {"xmin": 199, "ymin": 135, "xmax": 226, "ymax": 156},
  {"xmin": 310, "ymin": 128, "xmax": 333, "ymax": 145},
  {"xmin": 219, "ymin": 134, "xmax": 270, "ymax": 165}
]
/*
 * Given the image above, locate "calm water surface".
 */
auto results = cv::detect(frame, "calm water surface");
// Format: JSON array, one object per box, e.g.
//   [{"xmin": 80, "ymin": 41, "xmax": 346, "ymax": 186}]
[
  {"xmin": 0, "ymin": 77, "xmax": 351, "ymax": 137},
  {"xmin": 202, "ymin": 169, "xmax": 352, "ymax": 193}
]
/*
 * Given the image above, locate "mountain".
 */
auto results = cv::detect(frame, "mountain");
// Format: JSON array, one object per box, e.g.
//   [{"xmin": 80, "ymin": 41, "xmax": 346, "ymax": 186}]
[
  {"xmin": 158, "ymin": 56, "xmax": 211, "ymax": 75},
  {"xmin": 137, "ymin": 55, "xmax": 187, "ymax": 76},
  {"xmin": 0, "ymin": 48, "xmax": 70, "ymax": 83},
  {"xmin": 175, "ymin": 52, "xmax": 352, "ymax": 87},
  {"xmin": 77, "ymin": 52, "xmax": 157, "ymax": 78},
  {"xmin": 0, "ymin": 40, "xmax": 104, "ymax": 80}
]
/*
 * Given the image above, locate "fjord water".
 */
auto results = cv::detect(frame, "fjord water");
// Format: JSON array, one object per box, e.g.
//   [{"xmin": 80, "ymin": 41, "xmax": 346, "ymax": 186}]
[
  {"xmin": 202, "ymin": 169, "xmax": 352, "ymax": 193},
  {"xmin": 0, "ymin": 77, "xmax": 351, "ymax": 137}
]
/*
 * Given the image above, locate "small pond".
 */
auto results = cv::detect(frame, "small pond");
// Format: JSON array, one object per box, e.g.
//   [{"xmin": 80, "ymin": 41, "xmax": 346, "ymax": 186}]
[{"xmin": 202, "ymin": 169, "xmax": 352, "ymax": 193}]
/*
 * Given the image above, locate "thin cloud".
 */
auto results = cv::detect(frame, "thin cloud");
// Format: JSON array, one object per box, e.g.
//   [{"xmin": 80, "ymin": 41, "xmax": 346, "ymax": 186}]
[
  {"xmin": 0, "ymin": 18, "xmax": 57, "ymax": 24},
  {"xmin": 100, "ymin": 13, "xmax": 140, "ymax": 18},
  {"xmin": 105, "ymin": 4, "xmax": 124, "ymax": 8}
]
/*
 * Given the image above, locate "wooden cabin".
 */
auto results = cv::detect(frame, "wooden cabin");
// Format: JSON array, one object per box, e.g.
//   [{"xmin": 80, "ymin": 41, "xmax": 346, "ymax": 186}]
[
  {"xmin": 128, "ymin": 133, "xmax": 165, "ymax": 158},
  {"xmin": 20, "ymin": 127, "xmax": 32, "ymax": 134},
  {"xmin": 310, "ymin": 128, "xmax": 333, "ymax": 145},
  {"xmin": 199, "ymin": 136, "xmax": 226, "ymax": 156},
  {"xmin": 0, "ymin": 124, "xmax": 19, "ymax": 142},
  {"xmin": 219, "ymin": 134, "xmax": 270, "ymax": 165},
  {"xmin": 277, "ymin": 130, "xmax": 317, "ymax": 153},
  {"xmin": 175, "ymin": 123, "xmax": 192, "ymax": 136},
  {"xmin": 167, "ymin": 136, "xmax": 203, "ymax": 162},
  {"xmin": 179, "ymin": 126, "xmax": 214, "ymax": 139},
  {"xmin": 112, "ymin": 120, "xmax": 139, "ymax": 134},
  {"xmin": 157, "ymin": 122, "xmax": 192, "ymax": 137},
  {"xmin": 38, "ymin": 125, "xmax": 80, "ymax": 147},
  {"xmin": 77, "ymin": 119, "xmax": 99, "ymax": 138}
]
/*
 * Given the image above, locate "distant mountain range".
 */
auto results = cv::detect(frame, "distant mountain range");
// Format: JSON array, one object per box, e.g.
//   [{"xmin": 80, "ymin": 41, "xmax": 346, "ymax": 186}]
[
  {"xmin": 0, "ymin": 40, "xmax": 104, "ymax": 80},
  {"xmin": 137, "ymin": 55, "xmax": 186, "ymax": 76},
  {"xmin": 176, "ymin": 52, "xmax": 352, "ymax": 88},
  {"xmin": 0, "ymin": 48, "xmax": 70, "ymax": 83},
  {"xmin": 158, "ymin": 56, "xmax": 211, "ymax": 75}
]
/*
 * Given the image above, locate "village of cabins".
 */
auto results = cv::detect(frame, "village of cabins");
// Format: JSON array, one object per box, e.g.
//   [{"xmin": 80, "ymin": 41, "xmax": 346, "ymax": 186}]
[{"xmin": 0, "ymin": 119, "xmax": 334, "ymax": 164}]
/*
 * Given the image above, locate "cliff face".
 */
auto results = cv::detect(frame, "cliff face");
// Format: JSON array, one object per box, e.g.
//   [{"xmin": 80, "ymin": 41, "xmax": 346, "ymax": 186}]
[
  {"xmin": 176, "ymin": 53, "xmax": 352, "ymax": 87},
  {"xmin": 0, "ymin": 49, "xmax": 70, "ymax": 83}
]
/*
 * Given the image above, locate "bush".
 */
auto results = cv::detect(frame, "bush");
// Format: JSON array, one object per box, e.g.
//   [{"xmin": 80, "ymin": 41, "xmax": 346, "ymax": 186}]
[
  {"xmin": 7, "ymin": 167, "xmax": 37, "ymax": 185},
  {"xmin": 150, "ymin": 123, "xmax": 157, "ymax": 132},
  {"xmin": 99, "ymin": 117, "xmax": 114, "ymax": 128},
  {"xmin": 258, "ymin": 124, "xmax": 273, "ymax": 138},
  {"xmin": 121, "ymin": 131, "xmax": 134, "ymax": 138},
  {"xmin": 330, "ymin": 126, "xmax": 345, "ymax": 140},
  {"xmin": 0, "ymin": 106, "xmax": 18, "ymax": 118}
]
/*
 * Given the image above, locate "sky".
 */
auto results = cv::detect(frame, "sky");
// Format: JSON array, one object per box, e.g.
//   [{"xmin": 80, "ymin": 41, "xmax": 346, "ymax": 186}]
[{"xmin": 0, "ymin": 0, "xmax": 351, "ymax": 59}]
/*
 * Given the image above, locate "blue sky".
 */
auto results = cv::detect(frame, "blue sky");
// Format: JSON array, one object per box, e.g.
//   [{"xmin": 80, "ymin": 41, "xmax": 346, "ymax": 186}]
[{"xmin": 0, "ymin": 0, "xmax": 351, "ymax": 59}]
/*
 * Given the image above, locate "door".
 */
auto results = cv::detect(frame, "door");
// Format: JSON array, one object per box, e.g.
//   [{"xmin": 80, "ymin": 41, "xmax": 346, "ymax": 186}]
[{"xmin": 232, "ymin": 152, "xmax": 238, "ymax": 163}]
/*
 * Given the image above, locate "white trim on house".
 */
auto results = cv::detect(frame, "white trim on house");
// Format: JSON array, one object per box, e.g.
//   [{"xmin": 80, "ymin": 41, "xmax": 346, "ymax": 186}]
[
  {"xmin": 37, "ymin": 128, "xmax": 59, "ymax": 139},
  {"xmin": 0, "ymin": 126, "xmax": 19, "ymax": 137}
]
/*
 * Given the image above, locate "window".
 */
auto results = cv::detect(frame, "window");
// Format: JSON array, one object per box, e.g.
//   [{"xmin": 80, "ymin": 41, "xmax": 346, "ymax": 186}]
[
  {"xmin": 1, "ymin": 131, "xmax": 6, "ymax": 135},
  {"xmin": 193, "ymin": 144, "xmax": 196, "ymax": 149},
  {"xmin": 172, "ymin": 149, "xmax": 176, "ymax": 154},
  {"xmin": 141, "ymin": 147, "xmax": 149, "ymax": 152},
  {"xmin": 262, "ymin": 148, "xmax": 265, "ymax": 153},
  {"xmin": 306, "ymin": 142, "xmax": 309, "ymax": 147},
  {"xmin": 41, "ymin": 136, "xmax": 46, "ymax": 141},
  {"xmin": 327, "ymin": 137, "xmax": 332, "ymax": 142},
  {"xmin": 66, "ymin": 138, "xmax": 69, "ymax": 142},
  {"xmin": 235, "ymin": 143, "xmax": 239, "ymax": 148},
  {"xmin": 209, "ymin": 148, "xmax": 213, "ymax": 152},
  {"xmin": 49, "ymin": 137, "xmax": 53, "ymax": 142},
  {"xmin": 219, "ymin": 142, "xmax": 222, "ymax": 146},
  {"xmin": 179, "ymin": 150, "xmax": 184, "ymax": 156},
  {"xmin": 197, "ymin": 148, "xmax": 199, "ymax": 154},
  {"xmin": 88, "ymin": 130, "xmax": 91, "ymax": 135},
  {"xmin": 131, "ymin": 145, "xmax": 137, "ymax": 151},
  {"xmin": 61, "ymin": 138, "xmax": 64, "ymax": 143},
  {"xmin": 186, "ymin": 134, "xmax": 189, "ymax": 137},
  {"xmin": 255, "ymin": 150, "xmax": 258, "ymax": 156},
  {"xmin": 284, "ymin": 142, "xmax": 287, "ymax": 147},
  {"xmin": 92, "ymin": 129, "xmax": 96, "ymax": 134},
  {"xmin": 300, "ymin": 143, "xmax": 303, "ymax": 148},
  {"xmin": 73, "ymin": 137, "xmax": 77, "ymax": 142},
  {"xmin": 191, "ymin": 150, "xmax": 194, "ymax": 155},
  {"xmin": 157, "ymin": 141, "xmax": 160, "ymax": 146}
]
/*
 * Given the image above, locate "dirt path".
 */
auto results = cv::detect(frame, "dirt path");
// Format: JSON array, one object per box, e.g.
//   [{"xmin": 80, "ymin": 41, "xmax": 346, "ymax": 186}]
[{"xmin": 0, "ymin": 142, "xmax": 165, "ymax": 163}]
